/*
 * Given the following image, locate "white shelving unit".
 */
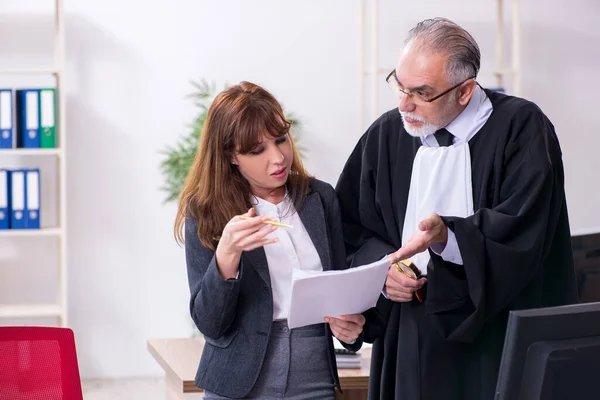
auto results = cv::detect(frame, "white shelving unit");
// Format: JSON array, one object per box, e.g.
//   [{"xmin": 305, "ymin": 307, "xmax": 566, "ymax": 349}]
[
  {"xmin": 0, "ymin": 228, "xmax": 63, "ymax": 238},
  {"xmin": 0, "ymin": 0, "xmax": 68, "ymax": 326},
  {"xmin": 0, "ymin": 148, "xmax": 62, "ymax": 156},
  {"xmin": 0, "ymin": 69, "xmax": 60, "ymax": 75},
  {"xmin": 359, "ymin": 0, "xmax": 521, "ymax": 130}
]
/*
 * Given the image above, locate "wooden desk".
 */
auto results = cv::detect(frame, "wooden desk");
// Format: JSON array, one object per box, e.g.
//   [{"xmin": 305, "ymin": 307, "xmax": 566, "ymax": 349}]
[{"xmin": 147, "ymin": 338, "xmax": 370, "ymax": 400}]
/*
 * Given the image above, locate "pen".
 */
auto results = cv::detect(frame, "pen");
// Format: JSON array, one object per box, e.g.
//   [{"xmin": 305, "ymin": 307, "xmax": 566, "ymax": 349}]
[{"xmin": 239, "ymin": 216, "xmax": 293, "ymax": 229}]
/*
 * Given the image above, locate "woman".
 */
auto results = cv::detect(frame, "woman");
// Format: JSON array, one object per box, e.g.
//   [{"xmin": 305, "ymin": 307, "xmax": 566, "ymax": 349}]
[{"xmin": 174, "ymin": 81, "xmax": 366, "ymax": 399}]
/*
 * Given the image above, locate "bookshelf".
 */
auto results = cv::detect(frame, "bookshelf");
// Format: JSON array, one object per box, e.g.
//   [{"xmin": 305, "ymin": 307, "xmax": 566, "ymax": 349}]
[
  {"xmin": 0, "ymin": 228, "xmax": 63, "ymax": 238},
  {"xmin": 0, "ymin": 148, "xmax": 62, "ymax": 156},
  {"xmin": 0, "ymin": 304, "xmax": 63, "ymax": 319},
  {"xmin": 0, "ymin": 0, "xmax": 68, "ymax": 327},
  {"xmin": 0, "ymin": 69, "xmax": 60, "ymax": 75}
]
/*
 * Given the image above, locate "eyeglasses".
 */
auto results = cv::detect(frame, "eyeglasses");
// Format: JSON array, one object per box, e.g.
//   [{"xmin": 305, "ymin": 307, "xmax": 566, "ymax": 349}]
[{"xmin": 385, "ymin": 69, "xmax": 475, "ymax": 104}]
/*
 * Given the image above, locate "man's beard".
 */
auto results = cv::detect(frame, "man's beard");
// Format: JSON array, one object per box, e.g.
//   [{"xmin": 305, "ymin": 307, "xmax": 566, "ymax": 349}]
[{"xmin": 400, "ymin": 112, "xmax": 440, "ymax": 137}]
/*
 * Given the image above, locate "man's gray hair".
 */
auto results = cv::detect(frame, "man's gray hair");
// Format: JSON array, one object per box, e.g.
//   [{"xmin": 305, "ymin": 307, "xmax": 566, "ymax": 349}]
[{"xmin": 405, "ymin": 18, "xmax": 481, "ymax": 83}]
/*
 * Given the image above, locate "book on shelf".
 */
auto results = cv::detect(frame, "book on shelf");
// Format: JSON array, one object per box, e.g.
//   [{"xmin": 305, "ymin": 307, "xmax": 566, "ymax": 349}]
[
  {"xmin": 0, "ymin": 168, "xmax": 41, "ymax": 230},
  {"xmin": 0, "ymin": 88, "xmax": 57, "ymax": 149}
]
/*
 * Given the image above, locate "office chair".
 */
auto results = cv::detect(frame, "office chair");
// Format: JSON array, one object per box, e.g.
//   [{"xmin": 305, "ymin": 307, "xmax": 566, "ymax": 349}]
[{"xmin": 0, "ymin": 326, "xmax": 83, "ymax": 400}]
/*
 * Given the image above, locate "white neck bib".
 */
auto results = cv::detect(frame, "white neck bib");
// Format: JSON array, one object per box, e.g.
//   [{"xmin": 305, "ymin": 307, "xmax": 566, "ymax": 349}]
[{"xmin": 401, "ymin": 143, "xmax": 474, "ymax": 275}]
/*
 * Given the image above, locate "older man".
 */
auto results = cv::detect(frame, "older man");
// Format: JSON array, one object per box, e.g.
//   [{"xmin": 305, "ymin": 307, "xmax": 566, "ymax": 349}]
[{"xmin": 335, "ymin": 17, "xmax": 577, "ymax": 400}]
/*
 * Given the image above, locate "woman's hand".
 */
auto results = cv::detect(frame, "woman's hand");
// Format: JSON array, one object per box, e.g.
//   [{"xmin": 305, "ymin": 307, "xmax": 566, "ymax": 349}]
[
  {"xmin": 325, "ymin": 314, "xmax": 366, "ymax": 344},
  {"xmin": 215, "ymin": 208, "xmax": 279, "ymax": 279}
]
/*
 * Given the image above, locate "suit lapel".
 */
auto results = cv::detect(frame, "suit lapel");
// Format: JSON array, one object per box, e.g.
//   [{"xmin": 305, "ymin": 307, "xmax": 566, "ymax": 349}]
[
  {"xmin": 298, "ymin": 191, "xmax": 332, "ymax": 271},
  {"xmin": 243, "ymin": 247, "xmax": 271, "ymax": 288}
]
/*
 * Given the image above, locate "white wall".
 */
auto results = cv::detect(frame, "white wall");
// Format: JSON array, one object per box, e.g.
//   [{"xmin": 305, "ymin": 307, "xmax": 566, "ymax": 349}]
[{"xmin": 0, "ymin": 0, "xmax": 598, "ymax": 379}]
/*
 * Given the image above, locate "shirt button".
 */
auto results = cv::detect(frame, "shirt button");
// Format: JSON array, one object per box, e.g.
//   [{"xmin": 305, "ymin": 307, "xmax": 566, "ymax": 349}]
[{"xmin": 282, "ymin": 327, "xmax": 289, "ymax": 333}]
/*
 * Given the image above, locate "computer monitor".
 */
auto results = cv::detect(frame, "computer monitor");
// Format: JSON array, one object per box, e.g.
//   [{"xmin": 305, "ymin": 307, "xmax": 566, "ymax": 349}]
[{"xmin": 495, "ymin": 301, "xmax": 600, "ymax": 400}]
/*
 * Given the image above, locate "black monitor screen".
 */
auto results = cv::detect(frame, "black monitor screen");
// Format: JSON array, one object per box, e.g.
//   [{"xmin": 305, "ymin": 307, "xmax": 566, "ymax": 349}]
[{"xmin": 495, "ymin": 302, "xmax": 600, "ymax": 400}]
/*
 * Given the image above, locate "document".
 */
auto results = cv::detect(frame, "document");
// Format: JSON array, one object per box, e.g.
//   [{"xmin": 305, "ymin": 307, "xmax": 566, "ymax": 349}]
[{"xmin": 287, "ymin": 256, "xmax": 390, "ymax": 329}]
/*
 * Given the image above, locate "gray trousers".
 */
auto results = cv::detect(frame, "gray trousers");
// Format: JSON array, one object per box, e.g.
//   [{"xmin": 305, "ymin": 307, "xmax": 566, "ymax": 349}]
[{"xmin": 204, "ymin": 321, "xmax": 335, "ymax": 399}]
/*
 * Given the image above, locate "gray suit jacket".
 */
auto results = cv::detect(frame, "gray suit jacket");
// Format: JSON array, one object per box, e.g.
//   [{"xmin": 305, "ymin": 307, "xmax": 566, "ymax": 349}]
[{"xmin": 184, "ymin": 179, "xmax": 360, "ymax": 398}]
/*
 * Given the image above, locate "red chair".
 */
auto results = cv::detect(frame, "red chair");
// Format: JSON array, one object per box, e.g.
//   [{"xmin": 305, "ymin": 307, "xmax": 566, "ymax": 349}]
[{"xmin": 0, "ymin": 326, "xmax": 83, "ymax": 400}]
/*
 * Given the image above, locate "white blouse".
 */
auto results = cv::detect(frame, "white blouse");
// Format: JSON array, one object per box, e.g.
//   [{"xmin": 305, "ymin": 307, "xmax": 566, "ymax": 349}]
[{"xmin": 252, "ymin": 194, "xmax": 323, "ymax": 320}]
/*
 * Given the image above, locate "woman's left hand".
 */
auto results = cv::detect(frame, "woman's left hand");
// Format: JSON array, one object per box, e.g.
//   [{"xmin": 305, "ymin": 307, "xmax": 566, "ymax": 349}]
[{"xmin": 325, "ymin": 314, "xmax": 366, "ymax": 344}]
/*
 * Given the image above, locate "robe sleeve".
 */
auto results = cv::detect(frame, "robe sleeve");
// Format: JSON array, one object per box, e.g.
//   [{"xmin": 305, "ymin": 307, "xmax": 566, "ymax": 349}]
[
  {"xmin": 335, "ymin": 123, "xmax": 398, "ymax": 268},
  {"xmin": 427, "ymin": 103, "xmax": 574, "ymax": 343},
  {"xmin": 335, "ymin": 119, "xmax": 399, "ymax": 343}
]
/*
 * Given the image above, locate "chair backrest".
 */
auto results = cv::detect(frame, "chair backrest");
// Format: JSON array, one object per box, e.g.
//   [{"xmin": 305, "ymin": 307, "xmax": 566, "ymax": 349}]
[{"xmin": 0, "ymin": 326, "xmax": 83, "ymax": 400}]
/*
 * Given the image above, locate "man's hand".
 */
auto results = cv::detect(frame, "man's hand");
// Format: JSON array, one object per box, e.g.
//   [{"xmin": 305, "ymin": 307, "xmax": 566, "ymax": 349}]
[
  {"xmin": 390, "ymin": 213, "xmax": 448, "ymax": 263},
  {"xmin": 325, "ymin": 314, "xmax": 365, "ymax": 344},
  {"xmin": 385, "ymin": 265, "xmax": 427, "ymax": 302}
]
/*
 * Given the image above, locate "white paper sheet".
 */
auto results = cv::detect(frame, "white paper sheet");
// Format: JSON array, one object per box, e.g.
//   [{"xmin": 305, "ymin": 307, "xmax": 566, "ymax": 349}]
[{"xmin": 287, "ymin": 256, "xmax": 390, "ymax": 329}]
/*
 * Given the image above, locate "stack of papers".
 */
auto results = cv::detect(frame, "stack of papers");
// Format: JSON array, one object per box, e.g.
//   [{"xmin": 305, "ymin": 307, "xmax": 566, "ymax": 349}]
[{"xmin": 288, "ymin": 256, "xmax": 389, "ymax": 329}]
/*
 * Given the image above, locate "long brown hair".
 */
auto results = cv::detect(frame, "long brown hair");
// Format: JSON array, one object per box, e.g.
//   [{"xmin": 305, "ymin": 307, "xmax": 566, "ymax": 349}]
[{"xmin": 174, "ymin": 81, "xmax": 312, "ymax": 250}]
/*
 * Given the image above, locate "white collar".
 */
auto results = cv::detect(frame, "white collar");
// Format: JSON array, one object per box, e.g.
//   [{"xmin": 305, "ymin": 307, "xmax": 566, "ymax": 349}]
[
  {"xmin": 421, "ymin": 85, "xmax": 493, "ymax": 147},
  {"xmin": 251, "ymin": 190, "xmax": 292, "ymax": 217}
]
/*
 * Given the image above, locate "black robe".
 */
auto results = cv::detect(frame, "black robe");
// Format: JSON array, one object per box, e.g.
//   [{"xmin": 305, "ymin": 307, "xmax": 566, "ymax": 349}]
[{"xmin": 335, "ymin": 89, "xmax": 578, "ymax": 400}]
